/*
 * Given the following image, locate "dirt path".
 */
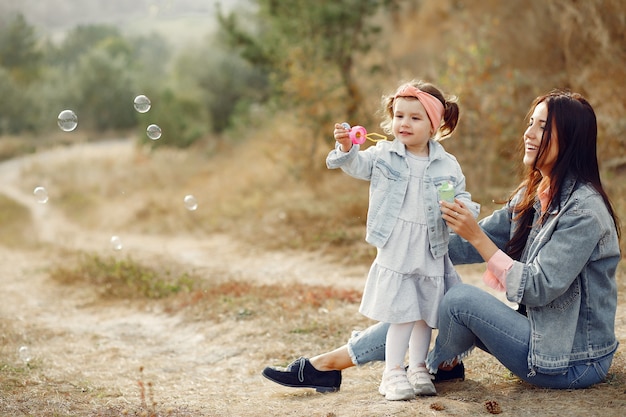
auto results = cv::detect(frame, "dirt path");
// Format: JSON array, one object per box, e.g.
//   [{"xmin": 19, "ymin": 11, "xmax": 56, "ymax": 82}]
[{"xmin": 0, "ymin": 143, "xmax": 380, "ymax": 415}]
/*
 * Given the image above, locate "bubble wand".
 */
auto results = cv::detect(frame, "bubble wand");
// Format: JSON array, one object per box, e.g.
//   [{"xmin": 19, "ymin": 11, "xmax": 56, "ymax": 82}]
[{"xmin": 341, "ymin": 122, "xmax": 388, "ymax": 145}]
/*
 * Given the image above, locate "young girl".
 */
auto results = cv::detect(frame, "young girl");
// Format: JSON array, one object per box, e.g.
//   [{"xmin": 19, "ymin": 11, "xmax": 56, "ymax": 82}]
[{"xmin": 327, "ymin": 80, "xmax": 479, "ymax": 400}]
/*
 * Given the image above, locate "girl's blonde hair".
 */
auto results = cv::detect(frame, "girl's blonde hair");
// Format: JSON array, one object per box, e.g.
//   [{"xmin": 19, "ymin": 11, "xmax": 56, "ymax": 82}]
[{"xmin": 380, "ymin": 80, "xmax": 460, "ymax": 141}]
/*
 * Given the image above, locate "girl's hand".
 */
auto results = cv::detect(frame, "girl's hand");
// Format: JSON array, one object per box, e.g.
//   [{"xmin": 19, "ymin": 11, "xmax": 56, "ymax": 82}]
[{"xmin": 333, "ymin": 123, "xmax": 353, "ymax": 152}]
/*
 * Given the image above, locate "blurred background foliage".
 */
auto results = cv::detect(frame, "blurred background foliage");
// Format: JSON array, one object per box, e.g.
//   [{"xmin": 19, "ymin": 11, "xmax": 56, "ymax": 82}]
[
  {"xmin": 1, "ymin": 0, "xmax": 625, "ymax": 257},
  {"xmin": 1, "ymin": 0, "xmax": 624, "ymax": 164}
]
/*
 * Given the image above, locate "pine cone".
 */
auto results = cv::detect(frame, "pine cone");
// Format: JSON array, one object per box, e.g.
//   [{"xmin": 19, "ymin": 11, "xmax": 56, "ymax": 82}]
[
  {"xmin": 430, "ymin": 402, "xmax": 446, "ymax": 411},
  {"xmin": 485, "ymin": 400, "xmax": 502, "ymax": 414}
]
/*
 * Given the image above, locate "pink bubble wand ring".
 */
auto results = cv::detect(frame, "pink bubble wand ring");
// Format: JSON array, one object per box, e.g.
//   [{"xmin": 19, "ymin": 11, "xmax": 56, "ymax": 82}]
[{"xmin": 341, "ymin": 122, "xmax": 388, "ymax": 145}]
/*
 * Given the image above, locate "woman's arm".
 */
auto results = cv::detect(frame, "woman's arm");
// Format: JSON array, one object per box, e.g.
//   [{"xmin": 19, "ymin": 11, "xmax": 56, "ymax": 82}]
[{"xmin": 505, "ymin": 205, "xmax": 610, "ymax": 306}]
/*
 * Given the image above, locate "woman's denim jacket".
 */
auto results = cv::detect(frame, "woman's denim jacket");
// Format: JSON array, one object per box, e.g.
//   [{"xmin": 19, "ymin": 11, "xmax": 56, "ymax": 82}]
[
  {"xmin": 326, "ymin": 139, "xmax": 479, "ymax": 258},
  {"xmin": 448, "ymin": 176, "xmax": 620, "ymax": 375}
]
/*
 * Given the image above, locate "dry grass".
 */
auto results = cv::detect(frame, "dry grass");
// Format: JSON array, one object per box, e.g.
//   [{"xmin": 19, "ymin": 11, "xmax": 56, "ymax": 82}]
[
  {"xmin": 1, "ymin": 260, "xmax": 624, "ymax": 416},
  {"xmin": 0, "ymin": 194, "xmax": 36, "ymax": 248}
]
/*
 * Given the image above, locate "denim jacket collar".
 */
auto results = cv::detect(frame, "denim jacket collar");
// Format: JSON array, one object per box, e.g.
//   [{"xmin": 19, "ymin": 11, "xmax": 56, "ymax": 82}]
[
  {"xmin": 389, "ymin": 138, "xmax": 446, "ymax": 161},
  {"xmin": 536, "ymin": 175, "xmax": 578, "ymax": 215}
]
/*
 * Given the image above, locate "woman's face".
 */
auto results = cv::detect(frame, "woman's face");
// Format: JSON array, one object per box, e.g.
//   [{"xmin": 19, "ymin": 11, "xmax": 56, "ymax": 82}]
[{"xmin": 523, "ymin": 101, "xmax": 559, "ymax": 176}]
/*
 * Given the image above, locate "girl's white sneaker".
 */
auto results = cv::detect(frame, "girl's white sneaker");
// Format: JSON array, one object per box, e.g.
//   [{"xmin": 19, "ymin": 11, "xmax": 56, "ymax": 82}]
[
  {"xmin": 379, "ymin": 368, "xmax": 415, "ymax": 401},
  {"xmin": 408, "ymin": 366, "xmax": 437, "ymax": 396}
]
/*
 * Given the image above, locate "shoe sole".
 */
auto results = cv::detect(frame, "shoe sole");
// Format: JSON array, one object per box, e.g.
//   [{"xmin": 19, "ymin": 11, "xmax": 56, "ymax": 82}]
[
  {"xmin": 385, "ymin": 391, "xmax": 415, "ymax": 401},
  {"xmin": 434, "ymin": 376, "xmax": 464, "ymax": 383},
  {"xmin": 381, "ymin": 385, "xmax": 415, "ymax": 401},
  {"xmin": 414, "ymin": 387, "xmax": 437, "ymax": 396},
  {"xmin": 380, "ymin": 382, "xmax": 416, "ymax": 401}
]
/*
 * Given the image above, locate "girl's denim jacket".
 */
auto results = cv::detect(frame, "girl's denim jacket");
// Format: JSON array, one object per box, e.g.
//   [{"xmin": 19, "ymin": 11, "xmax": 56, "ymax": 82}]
[
  {"xmin": 326, "ymin": 139, "xmax": 479, "ymax": 258},
  {"xmin": 449, "ymin": 176, "xmax": 620, "ymax": 375}
]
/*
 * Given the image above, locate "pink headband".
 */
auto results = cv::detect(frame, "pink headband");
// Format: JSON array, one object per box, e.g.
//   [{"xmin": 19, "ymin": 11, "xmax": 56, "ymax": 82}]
[{"xmin": 394, "ymin": 85, "xmax": 444, "ymax": 132}]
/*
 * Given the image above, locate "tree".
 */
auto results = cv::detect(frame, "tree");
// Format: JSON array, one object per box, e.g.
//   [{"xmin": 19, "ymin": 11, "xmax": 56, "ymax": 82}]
[
  {"xmin": 218, "ymin": 0, "xmax": 397, "ymax": 121},
  {"xmin": 0, "ymin": 67, "xmax": 34, "ymax": 134},
  {"xmin": 72, "ymin": 47, "xmax": 137, "ymax": 130},
  {"xmin": 0, "ymin": 14, "xmax": 42, "ymax": 133},
  {"xmin": 0, "ymin": 13, "xmax": 42, "ymax": 85},
  {"xmin": 48, "ymin": 24, "xmax": 123, "ymax": 68},
  {"xmin": 217, "ymin": 0, "xmax": 399, "ymax": 172}
]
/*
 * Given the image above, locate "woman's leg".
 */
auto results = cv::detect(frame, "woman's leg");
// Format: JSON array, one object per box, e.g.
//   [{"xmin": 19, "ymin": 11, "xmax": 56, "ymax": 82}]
[
  {"xmin": 427, "ymin": 283, "xmax": 614, "ymax": 388},
  {"xmin": 311, "ymin": 321, "xmax": 390, "ymax": 370},
  {"xmin": 426, "ymin": 284, "xmax": 531, "ymax": 377},
  {"xmin": 261, "ymin": 322, "xmax": 389, "ymax": 392},
  {"xmin": 309, "ymin": 345, "xmax": 354, "ymax": 371},
  {"xmin": 262, "ymin": 319, "xmax": 464, "ymax": 392}
]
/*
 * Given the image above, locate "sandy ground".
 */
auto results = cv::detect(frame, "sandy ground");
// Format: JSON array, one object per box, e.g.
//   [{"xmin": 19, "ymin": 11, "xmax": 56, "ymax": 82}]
[{"xmin": 0, "ymin": 142, "xmax": 624, "ymax": 416}]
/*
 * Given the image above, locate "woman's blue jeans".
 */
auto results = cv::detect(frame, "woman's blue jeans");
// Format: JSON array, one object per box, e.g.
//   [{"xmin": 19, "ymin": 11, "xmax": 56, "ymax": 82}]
[{"xmin": 347, "ymin": 284, "xmax": 613, "ymax": 389}]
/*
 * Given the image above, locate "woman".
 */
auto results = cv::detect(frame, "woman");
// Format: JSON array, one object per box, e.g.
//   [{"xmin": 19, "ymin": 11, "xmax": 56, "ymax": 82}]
[{"xmin": 262, "ymin": 89, "xmax": 621, "ymax": 392}]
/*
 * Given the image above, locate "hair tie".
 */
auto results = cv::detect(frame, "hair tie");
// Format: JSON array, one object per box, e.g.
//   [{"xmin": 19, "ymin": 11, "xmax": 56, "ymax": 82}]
[{"xmin": 394, "ymin": 85, "xmax": 444, "ymax": 132}]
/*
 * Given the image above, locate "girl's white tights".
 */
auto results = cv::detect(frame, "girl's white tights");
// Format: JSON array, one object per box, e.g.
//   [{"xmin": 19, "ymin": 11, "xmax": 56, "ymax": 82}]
[{"xmin": 385, "ymin": 320, "xmax": 432, "ymax": 371}]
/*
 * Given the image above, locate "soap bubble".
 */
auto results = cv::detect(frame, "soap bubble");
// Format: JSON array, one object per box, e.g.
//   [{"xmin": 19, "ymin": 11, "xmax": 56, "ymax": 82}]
[
  {"xmin": 110, "ymin": 235, "xmax": 123, "ymax": 251},
  {"xmin": 184, "ymin": 194, "xmax": 198, "ymax": 211},
  {"xmin": 18, "ymin": 346, "xmax": 31, "ymax": 363},
  {"xmin": 146, "ymin": 124, "xmax": 162, "ymax": 140},
  {"xmin": 33, "ymin": 186, "xmax": 49, "ymax": 204},
  {"xmin": 133, "ymin": 95, "xmax": 151, "ymax": 113},
  {"xmin": 57, "ymin": 109, "xmax": 78, "ymax": 132}
]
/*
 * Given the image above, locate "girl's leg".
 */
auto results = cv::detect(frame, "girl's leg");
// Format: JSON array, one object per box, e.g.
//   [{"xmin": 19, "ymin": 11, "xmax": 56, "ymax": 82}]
[
  {"xmin": 408, "ymin": 320, "xmax": 431, "ymax": 369},
  {"xmin": 408, "ymin": 320, "xmax": 436, "ymax": 395},
  {"xmin": 380, "ymin": 322, "xmax": 415, "ymax": 400},
  {"xmin": 385, "ymin": 322, "xmax": 414, "ymax": 370}
]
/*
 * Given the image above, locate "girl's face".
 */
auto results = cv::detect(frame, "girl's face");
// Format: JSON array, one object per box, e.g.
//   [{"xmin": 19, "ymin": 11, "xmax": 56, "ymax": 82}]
[
  {"xmin": 392, "ymin": 97, "xmax": 434, "ymax": 156},
  {"xmin": 523, "ymin": 101, "xmax": 559, "ymax": 176}
]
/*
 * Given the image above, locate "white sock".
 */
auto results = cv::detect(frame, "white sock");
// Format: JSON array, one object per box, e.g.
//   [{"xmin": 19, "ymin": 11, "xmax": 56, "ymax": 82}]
[
  {"xmin": 385, "ymin": 322, "xmax": 414, "ymax": 372},
  {"xmin": 408, "ymin": 320, "xmax": 432, "ymax": 370}
]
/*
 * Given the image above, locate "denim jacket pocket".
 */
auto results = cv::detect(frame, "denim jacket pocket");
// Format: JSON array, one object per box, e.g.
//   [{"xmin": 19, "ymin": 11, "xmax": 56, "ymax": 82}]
[
  {"xmin": 432, "ymin": 175, "xmax": 458, "ymax": 188},
  {"xmin": 366, "ymin": 159, "xmax": 407, "ymax": 247},
  {"xmin": 370, "ymin": 160, "xmax": 402, "ymax": 214},
  {"xmin": 371, "ymin": 159, "xmax": 402, "ymax": 188}
]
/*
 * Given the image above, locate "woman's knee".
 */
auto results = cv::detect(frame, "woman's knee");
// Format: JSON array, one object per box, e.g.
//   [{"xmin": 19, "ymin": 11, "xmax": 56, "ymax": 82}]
[{"xmin": 442, "ymin": 284, "xmax": 480, "ymax": 309}]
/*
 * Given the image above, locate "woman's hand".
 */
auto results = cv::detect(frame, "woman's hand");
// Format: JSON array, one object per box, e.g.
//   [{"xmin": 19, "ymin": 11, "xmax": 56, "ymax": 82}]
[
  {"xmin": 441, "ymin": 199, "xmax": 499, "ymax": 262},
  {"xmin": 440, "ymin": 199, "xmax": 480, "ymax": 240},
  {"xmin": 333, "ymin": 123, "xmax": 353, "ymax": 152}
]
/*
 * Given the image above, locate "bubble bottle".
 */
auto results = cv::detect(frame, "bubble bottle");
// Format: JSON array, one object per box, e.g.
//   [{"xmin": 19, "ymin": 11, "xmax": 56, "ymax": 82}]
[{"xmin": 437, "ymin": 181, "xmax": 455, "ymax": 203}]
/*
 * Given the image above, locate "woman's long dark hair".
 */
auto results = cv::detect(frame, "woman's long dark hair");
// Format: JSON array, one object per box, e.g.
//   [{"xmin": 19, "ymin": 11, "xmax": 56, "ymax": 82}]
[{"xmin": 506, "ymin": 90, "xmax": 621, "ymax": 260}]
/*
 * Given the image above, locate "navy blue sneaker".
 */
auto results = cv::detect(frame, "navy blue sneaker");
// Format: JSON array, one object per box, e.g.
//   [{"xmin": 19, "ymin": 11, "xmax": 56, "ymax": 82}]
[
  {"xmin": 432, "ymin": 362, "xmax": 465, "ymax": 383},
  {"xmin": 262, "ymin": 357, "xmax": 341, "ymax": 393}
]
